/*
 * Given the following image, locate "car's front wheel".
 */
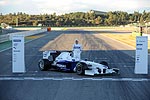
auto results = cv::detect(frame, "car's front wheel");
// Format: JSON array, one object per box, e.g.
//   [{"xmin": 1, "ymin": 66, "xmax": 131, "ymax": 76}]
[
  {"xmin": 38, "ymin": 59, "xmax": 50, "ymax": 71},
  {"xmin": 76, "ymin": 63, "xmax": 86, "ymax": 75}
]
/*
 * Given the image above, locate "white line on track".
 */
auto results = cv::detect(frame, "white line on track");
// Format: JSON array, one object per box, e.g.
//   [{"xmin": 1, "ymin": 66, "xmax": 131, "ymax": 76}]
[
  {"xmin": 0, "ymin": 77, "xmax": 150, "ymax": 81},
  {"xmin": 0, "ymin": 47, "xmax": 12, "ymax": 52}
]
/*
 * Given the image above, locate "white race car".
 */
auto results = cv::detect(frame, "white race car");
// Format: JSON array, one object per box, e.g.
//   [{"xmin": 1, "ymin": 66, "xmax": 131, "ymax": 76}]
[{"xmin": 38, "ymin": 51, "xmax": 119, "ymax": 76}]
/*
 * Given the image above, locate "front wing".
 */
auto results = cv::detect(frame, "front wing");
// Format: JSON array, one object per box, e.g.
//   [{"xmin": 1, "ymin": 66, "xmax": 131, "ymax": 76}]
[{"xmin": 84, "ymin": 68, "xmax": 119, "ymax": 76}]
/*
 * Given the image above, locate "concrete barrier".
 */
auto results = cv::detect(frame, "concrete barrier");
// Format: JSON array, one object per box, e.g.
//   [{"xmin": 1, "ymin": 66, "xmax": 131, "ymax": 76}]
[
  {"xmin": 13, "ymin": 27, "xmax": 41, "ymax": 30},
  {"xmin": 14, "ymin": 27, "xmax": 64, "ymax": 31},
  {"xmin": 132, "ymin": 32, "xmax": 141, "ymax": 37},
  {"xmin": 0, "ymin": 34, "xmax": 10, "ymax": 43},
  {"xmin": 9, "ymin": 29, "xmax": 46, "ymax": 40},
  {"xmin": 0, "ymin": 29, "xmax": 46, "ymax": 43},
  {"xmin": 51, "ymin": 27, "xmax": 64, "ymax": 30},
  {"xmin": 143, "ymin": 34, "xmax": 150, "ymax": 40}
]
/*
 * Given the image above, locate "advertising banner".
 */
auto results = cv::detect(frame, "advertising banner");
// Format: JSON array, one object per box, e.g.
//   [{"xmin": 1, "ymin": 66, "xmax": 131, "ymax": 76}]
[
  {"xmin": 135, "ymin": 36, "xmax": 148, "ymax": 74},
  {"xmin": 12, "ymin": 35, "xmax": 25, "ymax": 73}
]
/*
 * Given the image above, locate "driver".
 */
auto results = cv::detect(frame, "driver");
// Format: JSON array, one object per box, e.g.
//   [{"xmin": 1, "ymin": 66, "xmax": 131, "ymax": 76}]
[{"xmin": 72, "ymin": 39, "xmax": 82, "ymax": 61}]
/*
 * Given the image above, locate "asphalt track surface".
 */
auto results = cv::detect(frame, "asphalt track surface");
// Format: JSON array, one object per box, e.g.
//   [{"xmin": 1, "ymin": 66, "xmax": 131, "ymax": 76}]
[{"xmin": 0, "ymin": 30, "xmax": 150, "ymax": 100}]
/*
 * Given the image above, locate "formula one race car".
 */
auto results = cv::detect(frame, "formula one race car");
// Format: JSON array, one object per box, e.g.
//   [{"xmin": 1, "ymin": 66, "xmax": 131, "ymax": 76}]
[{"xmin": 38, "ymin": 51, "xmax": 119, "ymax": 76}]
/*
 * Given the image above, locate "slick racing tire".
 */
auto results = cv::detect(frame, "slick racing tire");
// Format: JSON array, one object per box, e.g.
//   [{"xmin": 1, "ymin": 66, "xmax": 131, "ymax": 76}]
[
  {"xmin": 76, "ymin": 63, "xmax": 86, "ymax": 75},
  {"xmin": 38, "ymin": 59, "xmax": 50, "ymax": 71}
]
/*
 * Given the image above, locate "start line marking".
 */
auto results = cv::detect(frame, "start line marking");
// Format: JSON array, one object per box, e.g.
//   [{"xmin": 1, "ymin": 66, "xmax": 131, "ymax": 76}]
[{"xmin": 0, "ymin": 77, "xmax": 150, "ymax": 81}]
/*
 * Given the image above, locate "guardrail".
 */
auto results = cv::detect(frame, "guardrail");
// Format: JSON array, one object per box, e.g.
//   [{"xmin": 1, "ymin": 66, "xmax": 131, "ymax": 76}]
[{"xmin": 0, "ymin": 29, "xmax": 46, "ymax": 43}]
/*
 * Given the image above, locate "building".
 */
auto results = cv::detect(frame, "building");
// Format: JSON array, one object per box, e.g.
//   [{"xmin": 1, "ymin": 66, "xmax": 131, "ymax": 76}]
[{"xmin": 89, "ymin": 10, "xmax": 107, "ymax": 16}]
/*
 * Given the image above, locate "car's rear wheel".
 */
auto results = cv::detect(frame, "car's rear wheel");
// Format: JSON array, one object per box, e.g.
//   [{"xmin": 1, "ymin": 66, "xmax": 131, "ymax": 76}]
[
  {"xmin": 76, "ymin": 63, "xmax": 87, "ymax": 75},
  {"xmin": 38, "ymin": 59, "xmax": 50, "ymax": 71}
]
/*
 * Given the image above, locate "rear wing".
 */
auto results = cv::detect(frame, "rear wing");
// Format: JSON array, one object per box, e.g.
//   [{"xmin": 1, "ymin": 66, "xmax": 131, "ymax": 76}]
[
  {"xmin": 42, "ymin": 50, "xmax": 72, "ymax": 59},
  {"xmin": 43, "ymin": 51, "xmax": 57, "ymax": 59}
]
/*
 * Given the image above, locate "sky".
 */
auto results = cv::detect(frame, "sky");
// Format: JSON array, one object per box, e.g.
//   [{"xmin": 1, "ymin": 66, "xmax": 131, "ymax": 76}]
[{"xmin": 0, "ymin": 0, "xmax": 150, "ymax": 15}]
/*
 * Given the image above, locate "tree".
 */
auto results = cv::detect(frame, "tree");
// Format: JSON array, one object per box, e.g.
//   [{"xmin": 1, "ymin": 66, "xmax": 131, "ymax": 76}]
[
  {"xmin": 106, "ymin": 12, "xmax": 116, "ymax": 25},
  {"xmin": 139, "ymin": 15, "xmax": 144, "ymax": 24},
  {"xmin": 95, "ymin": 16, "xmax": 102, "ymax": 25},
  {"xmin": 33, "ymin": 20, "xmax": 38, "ymax": 26},
  {"xmin": 0, "ymin": 10, "xmax": 150, "ymax": 27},
  {"xmin": 146, "ymin": 13, "xmax": 150, "ymax": 21}
]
